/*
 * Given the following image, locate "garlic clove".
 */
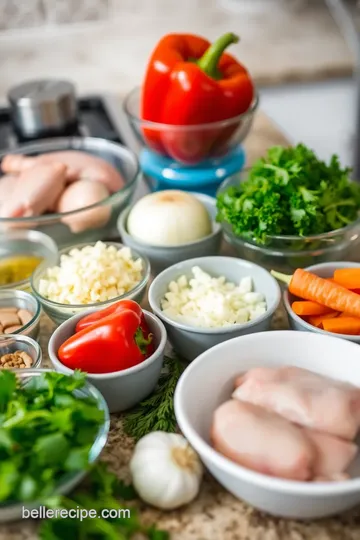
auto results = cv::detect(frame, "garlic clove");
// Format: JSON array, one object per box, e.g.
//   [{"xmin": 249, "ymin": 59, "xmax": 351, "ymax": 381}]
[{"xmin": 129, "ymin": 431, "xmax": 203, "ymax": 510}]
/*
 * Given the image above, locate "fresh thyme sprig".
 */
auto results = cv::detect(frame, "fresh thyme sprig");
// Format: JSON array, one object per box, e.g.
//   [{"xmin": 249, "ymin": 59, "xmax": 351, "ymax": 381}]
[{"xmin": 123, "ymin": 355, "xmax": 184, "ymax": 440}]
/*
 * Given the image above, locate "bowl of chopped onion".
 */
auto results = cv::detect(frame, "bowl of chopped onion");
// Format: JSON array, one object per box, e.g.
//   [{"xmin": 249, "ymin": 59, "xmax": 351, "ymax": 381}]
[
  {"xmin": 148, "ymin": 256, "xmax": 281, "ymax": 361},
  {"xmin": 31, "ymin": 240, "xmax": 150, "ymax": 325}
]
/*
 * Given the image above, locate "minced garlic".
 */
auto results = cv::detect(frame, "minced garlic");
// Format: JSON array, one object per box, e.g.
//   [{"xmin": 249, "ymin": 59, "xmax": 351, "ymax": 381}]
[{"xmin": 38, "ymin": 241, "xmax": 143, "ymax": 304}]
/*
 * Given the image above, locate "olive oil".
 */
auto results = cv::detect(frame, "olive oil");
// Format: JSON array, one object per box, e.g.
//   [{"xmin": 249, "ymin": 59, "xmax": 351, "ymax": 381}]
[{"xmin": 0, "ymin": 255, "xmax": 42, "ymax": 286}]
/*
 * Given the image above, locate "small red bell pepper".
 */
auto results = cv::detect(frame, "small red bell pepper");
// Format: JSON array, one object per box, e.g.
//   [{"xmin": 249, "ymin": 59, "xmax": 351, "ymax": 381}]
[
  {"xmin": 58, "ymin": 309, "xmax": 154, "ymax": 374},
  {"xmin": 76, "ymin": 299, "xmax": 142, "ymax": 332},
  {"xmin": 75, "ymin": 300, "xmax": 154, "ymax": 358},
  {"xmin": 141, "ymin": 32, "xmax": 254, "ymax": 164}
]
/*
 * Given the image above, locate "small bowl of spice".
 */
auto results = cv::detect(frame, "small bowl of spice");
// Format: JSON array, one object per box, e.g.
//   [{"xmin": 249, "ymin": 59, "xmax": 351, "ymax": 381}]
[
  {"xmin": 0, "ymin": 229, "xmax": 58, "ymax": 292},
  {"xmin": 31, "ymin": 240, "xmax": 150, "ymax": 325},
  {"xmin": 0, "ymin": 289, "xmax": 41, "ymax": 340},
  {"xmin": 0, "ymin": 334, "xmax": 42, "ymax": 369}
]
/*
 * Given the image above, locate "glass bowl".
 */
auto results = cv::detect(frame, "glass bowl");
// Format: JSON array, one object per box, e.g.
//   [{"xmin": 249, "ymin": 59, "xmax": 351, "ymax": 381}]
[
  {"xmin": 0, "ymin": 137, "xmax": 140, "ymax": 248},
  {"xmin": 0, "ymin": 289, "xmax": 41, "ymax": 340},
  {"xmin": 0, "ymin": 334, "xmax": 42, "ymax": 369},
  {"xmin": 31, "ymin": 241, "xmax": 151, "ymax": 325},
  {"xmin": 0, "ymin": 229, "xmax": 58, "ymax": 292},
  {"xmin": 0, "ymin": 368, "xmax": 110, "ymax": 523},
  {"xmin": 123, "ymin": 87, "xmax": 259, "ymax": 165},
  {"xmin": 216, "ymin": 174, "xmax": 360, "ymax": 273}
]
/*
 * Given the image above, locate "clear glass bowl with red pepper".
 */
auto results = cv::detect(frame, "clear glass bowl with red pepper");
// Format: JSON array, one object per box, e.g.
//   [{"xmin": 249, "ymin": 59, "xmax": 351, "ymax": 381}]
[
  {"xmin": 124, "ymin": 86, "xmax": 258, "ymax": 166},
  {"xmin": 125, "ymin": 32, "xmax": 259, "ymax": 165}
]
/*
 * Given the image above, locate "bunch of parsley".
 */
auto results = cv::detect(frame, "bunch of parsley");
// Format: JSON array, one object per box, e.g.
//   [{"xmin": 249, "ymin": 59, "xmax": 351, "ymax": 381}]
[
  {"xmin": 0, "ymin": 370, "xmax": 104, "ymax": 504},
  {"xmin": 40, "ymin": 463, "xmax": 169, "ymax": 540},
  {"xmin": 0, "ymin": 370, "xmax": 169, "ymax": 539},
  {"xmin": 216, "ymin": 144, "xmax": 360, "ymax": 244}
]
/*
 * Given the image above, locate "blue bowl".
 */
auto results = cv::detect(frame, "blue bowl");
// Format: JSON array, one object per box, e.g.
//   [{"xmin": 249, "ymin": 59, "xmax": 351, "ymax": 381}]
[{"xmin": 140, "ymin": 146, "xmax": 246, "ymax": 197}]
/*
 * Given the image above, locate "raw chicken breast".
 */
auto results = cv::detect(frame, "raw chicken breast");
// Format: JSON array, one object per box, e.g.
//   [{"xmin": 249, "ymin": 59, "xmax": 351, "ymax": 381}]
[
  {"xmin": 57, "ymin": 180, "xmax": 111, "ymax": 233},
  {"xmin": 303, "ymin": 429, "xmax": 357, "ymax": 477},
  {"xmin": 1, "ymin": 154, "xmax": 36, "ymax": 175},
  {"xmin": 233, "ymin": 366, "xmax": 360, "ymax": 440},
  {"xmin": 211, "ymin": 400, "xmax": 315, "ymax": 481},
  {"xmin": 1, "ymin": 151, "xmax": 124, "ymax": 193},
  {"xmin": 0, "ymin": 175, "xmax": 19, "ymax": 211},
  {"xmin": 0, "ymin": 163, "xmax": 67, "ymax": 218}
]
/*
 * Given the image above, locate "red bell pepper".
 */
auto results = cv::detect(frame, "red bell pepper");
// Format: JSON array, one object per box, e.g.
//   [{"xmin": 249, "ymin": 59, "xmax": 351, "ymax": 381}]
[
  {"xmin": 58, "ymin": 309, "xmax": 154, "ymax": 374},
  {"xmin": 76, "ymin": 299, "xmax": 142, "ymax": 332},
  {"xmin": 141, "ymin": 32, "xmax": 254, "ymax": 164},
  {"xmin": 75, "ymin": 300, "xmax": 154, "ymax": 357}
]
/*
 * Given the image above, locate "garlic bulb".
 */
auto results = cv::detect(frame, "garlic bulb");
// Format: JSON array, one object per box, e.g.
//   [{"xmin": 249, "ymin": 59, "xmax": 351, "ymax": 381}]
[
  {"xmin": 129, "ymin": 431, "xmax": 203, "ymax": 510},
  {"xmin": 127, "ymin": 190, "xmax": 212, "ymax": 246}
]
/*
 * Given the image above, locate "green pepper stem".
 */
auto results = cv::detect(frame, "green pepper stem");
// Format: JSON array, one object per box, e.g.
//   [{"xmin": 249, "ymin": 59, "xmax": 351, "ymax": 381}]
[
  {"xmin": 134, "ymin": 328, "xmax": 152, "ymax": 355},
  {"xmin": 271, "ymin": 270, "xmax": 292, "ymax": 286},
  {"xmin": 197, "ymin": 32, "xmax": 239, "ymax": 79}
]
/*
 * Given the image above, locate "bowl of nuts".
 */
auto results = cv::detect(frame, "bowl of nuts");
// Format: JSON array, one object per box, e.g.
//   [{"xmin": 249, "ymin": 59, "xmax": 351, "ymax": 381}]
[
  {"xmin": 0, "ymin": 334, "xmax": 42, "ymax": 369},
  {"xmin": 0, "ymin": 289, "xmax": 41, "ymax": 341}
]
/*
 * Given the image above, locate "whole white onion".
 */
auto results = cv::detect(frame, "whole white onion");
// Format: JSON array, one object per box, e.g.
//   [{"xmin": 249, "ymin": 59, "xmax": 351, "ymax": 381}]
[{"xmin": 127, "ymin": 190, "xmax": 212, "ymax": 246}]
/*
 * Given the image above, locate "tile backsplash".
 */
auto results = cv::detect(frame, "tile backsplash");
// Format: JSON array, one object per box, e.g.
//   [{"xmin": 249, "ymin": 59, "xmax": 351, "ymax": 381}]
[
  {"xmin": 0, "ymin": 0, "xmax": 330, "ymax": 33},
  {"xmin": 0, "ymin": 0, "xmax": 45, "ymax": 31},
  {"xmin": 0, "ymin": 0, "xmax": 111, "ymax": 31},
  {"xmin": 44, "ymin": 0, "xmax": 109, "ymax": 24}
]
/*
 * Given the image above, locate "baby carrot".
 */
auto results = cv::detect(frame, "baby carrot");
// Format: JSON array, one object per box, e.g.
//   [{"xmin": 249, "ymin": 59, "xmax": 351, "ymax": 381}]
[
  {"xmin": 333, "ymin": 268, "xmax": 360, "ymax": 289},
  {"xmin": 308, "ymin": 311, "xmax": 339, "ymax": 328},
  {"xmin": 271, "ymin": 269, "xmax": 360, "ymax": 318},
  {"xmin": 323, "ymin": 317, "xmax": 360, "ymax": 335},
  {"xmin": 291, "ymin": 301, "xmax": 332, "ymax": 316}
]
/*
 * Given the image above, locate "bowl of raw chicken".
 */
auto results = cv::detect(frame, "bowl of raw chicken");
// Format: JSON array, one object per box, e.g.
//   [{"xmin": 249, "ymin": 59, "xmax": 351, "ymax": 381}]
[
  {"xmin": 0, "ymin": 138, "xmax": 140, "ymax": 247},
  {"xmin": 175, "ymin": 330, "xmax": 360, "ymax": 519}
]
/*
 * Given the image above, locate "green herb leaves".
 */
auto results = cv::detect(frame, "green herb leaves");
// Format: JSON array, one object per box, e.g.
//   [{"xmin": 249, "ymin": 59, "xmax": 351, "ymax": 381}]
[
  {"xmin": 216, "ymin": 144, "xmax": 360, "ymax": 244},
  {"xmin": 39, "ymin": 463, "xmax": 169, "ymax": 540},
  {"xmin": 0, "ymin": 370, "xmax": 104, "ymax": 504},
  {"xmin": 123, "ymin": 355, "xmax": 183, "ymax": 440}
]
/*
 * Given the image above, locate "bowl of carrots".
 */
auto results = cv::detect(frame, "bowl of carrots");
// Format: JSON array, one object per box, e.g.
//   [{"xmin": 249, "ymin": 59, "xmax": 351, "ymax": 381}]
[{"xmin": 272, "ymin": 262, "xmax": 360, "ymax": 342}]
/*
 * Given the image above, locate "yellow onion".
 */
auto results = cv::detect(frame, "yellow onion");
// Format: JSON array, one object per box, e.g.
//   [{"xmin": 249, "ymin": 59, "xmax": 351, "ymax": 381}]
[{"xmin": 127, "ymin": 190, "xmax": 212, "ymax": 246}]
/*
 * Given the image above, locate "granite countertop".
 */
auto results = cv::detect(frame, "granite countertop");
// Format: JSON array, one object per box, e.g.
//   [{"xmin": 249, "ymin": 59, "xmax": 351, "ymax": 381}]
[{"xmin": 2, "ymin": 112, "xmax": 360, "ymax": 539}]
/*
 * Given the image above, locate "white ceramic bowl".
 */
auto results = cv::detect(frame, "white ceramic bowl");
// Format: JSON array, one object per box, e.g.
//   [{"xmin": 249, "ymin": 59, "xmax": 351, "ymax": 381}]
[
  {"xmin": 174, "ymin": 330, "xmax": 360, "ymax": 519},
  {"xmin": 149, "ymin": 256, "xmax": 281, "ymax": 361},
  {"xmin": 117, "ymin": 192, "xmax": 222, "ymax": 274},
  {"xmin": 48, "ymin": 309, "xmax": 167, "ymax": 413},
  {"xmin": 284, "ymin": 261, "xmax": 360, "ymax": 343}
]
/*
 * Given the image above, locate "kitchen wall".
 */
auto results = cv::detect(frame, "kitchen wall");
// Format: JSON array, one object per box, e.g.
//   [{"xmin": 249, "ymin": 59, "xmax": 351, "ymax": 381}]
[
  {"xmin": 1, "ymin": 0, "xmax": 214, "ymax": 31},
  {"xmin": 0, "ymin": 0, "xmax": 109, "ymax": 30},
  {"xmin": 0, "ymin": 0, "xmax": 322, "ymax": 32}
]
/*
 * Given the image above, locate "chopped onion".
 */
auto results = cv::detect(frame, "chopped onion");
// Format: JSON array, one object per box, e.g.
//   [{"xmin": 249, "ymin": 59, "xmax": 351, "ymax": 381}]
[{"xmin": 127, "ymin": 190, "xmax": 212, "ymax": 246}]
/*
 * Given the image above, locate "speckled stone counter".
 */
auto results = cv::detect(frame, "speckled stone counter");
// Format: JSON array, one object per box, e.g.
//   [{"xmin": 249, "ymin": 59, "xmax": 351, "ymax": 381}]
[{"xmin": 2, "ymin": 113, "xmax": 360, "ymax": 539}]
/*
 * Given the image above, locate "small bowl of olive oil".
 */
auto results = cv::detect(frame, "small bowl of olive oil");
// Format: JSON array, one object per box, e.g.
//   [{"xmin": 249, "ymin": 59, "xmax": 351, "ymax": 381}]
[{"xmin": 0, "ymin": 230, "xmax": 58, "ymax": 292}]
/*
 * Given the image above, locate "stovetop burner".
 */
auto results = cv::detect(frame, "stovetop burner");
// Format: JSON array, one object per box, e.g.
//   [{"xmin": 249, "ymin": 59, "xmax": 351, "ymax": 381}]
[{"xmin": 0, "ymin": 95, "xmax": 130, "ymax": 151}]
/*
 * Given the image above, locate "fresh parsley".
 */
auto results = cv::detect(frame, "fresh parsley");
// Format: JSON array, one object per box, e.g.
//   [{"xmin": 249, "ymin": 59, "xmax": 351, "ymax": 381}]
[
  {"xmin": 39, "ymin": 463, "xmax": 169, "ymax": 540},
  {"xmin": 123, "ymin": 355, "xmax": 184, "ymax": 440},
  {"xmin": 216, "ymin": 144, "xmax": 360, "ymax": 244},
  {"xmin": 0, "ymin": 370, "xmax": 104, "ymax": 504}
]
